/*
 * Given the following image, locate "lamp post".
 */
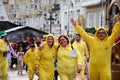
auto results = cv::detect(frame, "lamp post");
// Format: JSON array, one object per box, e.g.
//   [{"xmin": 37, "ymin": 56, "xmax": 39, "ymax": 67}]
[{"xmin": 44, "ymin": 12, "xmax": 57, "ymax": 33}]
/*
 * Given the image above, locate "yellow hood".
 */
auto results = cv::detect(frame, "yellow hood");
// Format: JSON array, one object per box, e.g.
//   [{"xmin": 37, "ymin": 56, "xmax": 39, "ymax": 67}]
[
  {"xmin": 95, "ymin": 28, "xmax": 108, "ymax": 40},
  {"xmin": 58, "ymin": 34, "xmax": 70, "ymax": 46},
  {"xmin": 44, "ymin": 34, "xmax": 57, "ymax": 45}
]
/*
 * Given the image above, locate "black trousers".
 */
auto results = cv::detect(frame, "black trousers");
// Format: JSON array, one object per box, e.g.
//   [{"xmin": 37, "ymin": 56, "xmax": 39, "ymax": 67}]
[
  {"xmin": 10, "ymin": 58, "xmax": 17, "ymax": 69},
  {"xmin": 54, "ymin": 70, "xmax": 58, "ymax": 80}
]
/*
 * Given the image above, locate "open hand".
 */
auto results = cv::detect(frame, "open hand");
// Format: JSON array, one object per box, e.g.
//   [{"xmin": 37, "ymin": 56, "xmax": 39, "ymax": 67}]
[
  {"xmin": 39, "ymin": 43, "xmax": 44, "ymax": 50},
  {"xmin": 35, "ymin": 68, "xmax": 39, "ymax": 76},
  {"xmin": 77, "ymin": 65, "xmax": 82, "ymax": 73},
  {"xmin": 70, "ymin": 18, "xmax": 76, "ymax": 26}
]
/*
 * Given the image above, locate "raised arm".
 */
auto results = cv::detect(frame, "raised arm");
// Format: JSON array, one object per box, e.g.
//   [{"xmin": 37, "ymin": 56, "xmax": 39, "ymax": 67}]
[
  {"xmin": 70, "ymin": 18, "xmax": 93, "ymax": 43},
  {"xmin": 109, "ymin": 13, "xmax": 120, "ymax": 45}
]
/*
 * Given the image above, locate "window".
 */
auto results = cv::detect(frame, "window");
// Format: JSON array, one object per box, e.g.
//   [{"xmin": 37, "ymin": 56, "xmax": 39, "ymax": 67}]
[
  {"xmin": 86, "ymin": 12, "xmax": 89, "ymax": 28},
  {"xmin": 3, "ymin": 0, "xmax": 9, "ymax": 4},
  {"xmin": 31, "ymin": 4, "xmax": 34, "ymax": 9},
  {"xmin": 16, "ymin": 5, "xmax": 19, "ymax": 11},
  {"xmin": 102, "ymin": 9, "xmax": 105, "ymax": 26},
  {"xmin": 89, "ymin": 12, "xmax": 92, "ymax": 27},
  {"xmin": 86, "ymin": 11, "xmax": 92, "ymax": 28},
  {"xmin": 70, "ymin": 1, "xmax": 73, "ymax": 7},
  {"xmin": 11, "ymin": 5, "xmax": 15, "ymax": 11},
  {"xmin": 93, "ymin": 11, "xmax": 97, "ymax": 27},
  {"xmin": 64, "ymin": 12, "xmax": 67, "ymax": 29},
  {"xmin": 35, "ymin": 5, "xmax": 37, "ymax": 10},
  {"xmin": 98, "ymin": 10, "xmax": 100, "ymax": 27}
]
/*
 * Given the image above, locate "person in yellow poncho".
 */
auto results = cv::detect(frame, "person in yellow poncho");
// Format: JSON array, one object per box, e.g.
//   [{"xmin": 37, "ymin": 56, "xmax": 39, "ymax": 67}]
[
  {"xmin": 70, "ymin": 15, "xmax": 120, "ymax": 80},
  {"xmin": 0, "ymin": 31, "xmax": 8, "ymax": 80},
  {"xmin": 24, "ymin": 43, "xmax": 38, "ymax": 80},
  {"xmin": 35, "ymin": 34, "xmax": 58, "ymax": 80},
  {"xmin": 57, "ymin": 34, "xmax": 83, "ymax": 80},
  {"xmin": 73, "ymin": 34, "xmax": 89, "ymax": 80}
]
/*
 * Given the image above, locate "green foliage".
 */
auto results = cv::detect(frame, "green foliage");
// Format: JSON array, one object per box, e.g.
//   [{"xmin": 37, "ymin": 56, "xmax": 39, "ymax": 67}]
[{"xmin": 85, "ymin": 27, "xmax": 96, "ymax": 34}]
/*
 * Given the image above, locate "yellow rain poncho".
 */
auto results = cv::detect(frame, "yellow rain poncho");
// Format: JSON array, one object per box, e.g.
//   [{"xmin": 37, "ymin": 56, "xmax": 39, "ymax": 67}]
[
  {"xmin": 57, "ymin": 35, "xmax": 83, "ymax": 80},
  {"xmin": 24, "ymin": 45, "xmax": 38, "ymax": 80},
  {"xmin": 35, "ymin": 34, "xmax": 58, "ymax": 80},
  {"xmin": 73, "ymin": 40, "xmax": 89, "ymax": 80},
  {"xmin": 74, "ymin": 22, "xmax": 120, "ymax": 80},
  {"xmin": 0, "ymin": 39, "xmax": 8, "ymax": 80}
]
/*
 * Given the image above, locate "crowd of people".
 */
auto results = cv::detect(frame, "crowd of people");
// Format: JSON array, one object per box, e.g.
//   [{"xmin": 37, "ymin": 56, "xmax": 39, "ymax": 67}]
[
  {"xmin": 0, "ymin": 11, "xmax": 120, "ymax": 80},
  {"xmin": 0, "ymin": 34, "xmax": 42, "ymax": 80}
]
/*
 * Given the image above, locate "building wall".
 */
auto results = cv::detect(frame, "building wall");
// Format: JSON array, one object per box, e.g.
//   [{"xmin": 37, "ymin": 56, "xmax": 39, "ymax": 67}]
[
  {"xmin": 86, "ymin": 4, "xmax": 106, "ymax": 28},
  {"xmin": 2, "ymin": 0, "xmax": 110, "ymax": 37},
  {"xmin": 81, "ymin": 0, "xmax": 106, "ymax": 28},
  {"xmin": 1, "ymin": 0, "xmax": 83, "ymax": 37},
  {"xmin": 0, "ymin": 0, "xmax": 9, "ymax": 21},
  {"xmin": 60, "ymin": 0, "xmax": 83, "ymax": 37}
]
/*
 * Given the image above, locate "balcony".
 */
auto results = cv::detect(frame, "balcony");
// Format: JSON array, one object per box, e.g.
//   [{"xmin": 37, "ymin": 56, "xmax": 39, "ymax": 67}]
[
  {"xmin": 81, "ymin": 0, "xmax": 106, "ymax": 7},
  {"xmin": 52, "ymin": 4, "xmax": 60, "ymax": 11},
  {"xmin": 3, "ymin": 0, "xmax": 9, "ymax": 4}
]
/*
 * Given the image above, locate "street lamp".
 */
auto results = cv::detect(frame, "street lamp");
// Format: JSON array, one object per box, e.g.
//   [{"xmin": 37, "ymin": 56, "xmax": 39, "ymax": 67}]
[{"xmin": 44, "ymin": 12, "xmax": 57, "ymax": 33}]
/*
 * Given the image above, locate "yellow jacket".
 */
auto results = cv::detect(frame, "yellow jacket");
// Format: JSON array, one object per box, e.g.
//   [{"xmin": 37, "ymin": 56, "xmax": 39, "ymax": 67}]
[
  {"xmin": 35, "ymin": 34, "xmax": 58, "ymax": 71},
  {"xmin": 74, "ymin": 22, "xmax": 120, "ymax": 68},
  {"xmin": 57, "ymin": 35, "xmax": 83, "ymax": 74},
  {"xmin": 0, "ymin": 39, "xmax": 7, "ymax": 62},
  {"xmin": 73, "ymin": 40, "xmax": 89, "ymax": 61},
  {"xmin": 24, "ymin": 48, "xmax": 37, "ymax": 66}
]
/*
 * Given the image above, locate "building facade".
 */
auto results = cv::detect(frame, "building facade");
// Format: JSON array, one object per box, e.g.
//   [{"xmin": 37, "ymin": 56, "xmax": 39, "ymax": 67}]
[
  {"xmin": 1, "ymin": 0, "xmax": 83, "ymax": 37},
  {"xmin": 2, "ymin": 0, "xmax": 119, "ymax": 37},
  {"xmin": 59, "ymin": 0, "xmax": 83, "ymax": 37},
  {"xmin": 81, "ymin": 0, "xmax": 107, "ymax": 28}
]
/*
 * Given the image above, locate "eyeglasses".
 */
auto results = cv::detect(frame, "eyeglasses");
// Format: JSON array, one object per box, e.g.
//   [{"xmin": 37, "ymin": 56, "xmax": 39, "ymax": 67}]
[{"xmin": 98, "ymin": 32, "xmax": 106, "ymax": 34}]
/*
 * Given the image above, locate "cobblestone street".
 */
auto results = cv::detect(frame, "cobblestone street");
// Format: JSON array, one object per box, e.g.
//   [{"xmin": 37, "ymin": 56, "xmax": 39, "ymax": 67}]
[
  {"xmin": 0, "ymin": 69, "xmax": 88, "ymax": 80},
  {"xmin": 7, "ymin": 70, "xmax": 38, "ymax": 80},
  {"xmin": 4, "ymin": 69, "xmax": 61, "ymax": 80}
]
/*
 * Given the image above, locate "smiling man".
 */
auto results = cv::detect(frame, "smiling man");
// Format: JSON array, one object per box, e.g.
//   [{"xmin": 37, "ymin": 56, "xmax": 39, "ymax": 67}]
[{"xmin": 70, "ymin": 13, "xmax": 120, "ymax": 80}]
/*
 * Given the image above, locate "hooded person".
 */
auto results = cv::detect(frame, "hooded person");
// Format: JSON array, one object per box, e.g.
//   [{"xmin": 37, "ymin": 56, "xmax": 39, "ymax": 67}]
[
  {"xmin": 35, "ymin": 34, "xmax": 58, "ymax": 80},
  {"xmin": 0, "ymin": 31, "xmax": 8, "ymax": 80},
  {"xmin": 72, "ymin": 34, "xmax": 89, "ymax": 80},
  {"xmin": 24, "ymin": 43, "xmax": 37, "ymax": 80},
  {"xmin": 70, "ymin": 17, "xmax": 120, "ymax": 80},
  {"xmin": 57, "ymin": 34, "xmax": 83, "ymax": 80}
]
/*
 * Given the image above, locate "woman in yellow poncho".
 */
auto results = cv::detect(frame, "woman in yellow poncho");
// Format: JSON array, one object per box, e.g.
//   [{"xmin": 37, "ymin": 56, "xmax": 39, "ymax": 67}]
[
  {"xmin": 35, "ymin": 34, "xmax": 58, "ymax": 80},
  {"xmin": 70, "ymin": 16, "xmax": 120, "ymax": 80},
  {"xmin": 57, "ymin": 34, "xmax": 83, "ymax": 80}
]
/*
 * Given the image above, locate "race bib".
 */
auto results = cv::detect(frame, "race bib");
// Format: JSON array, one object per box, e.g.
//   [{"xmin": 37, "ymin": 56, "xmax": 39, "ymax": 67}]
[{"xmin": 71, "ymin": 50, "xmax": 77, "ymax": 57}]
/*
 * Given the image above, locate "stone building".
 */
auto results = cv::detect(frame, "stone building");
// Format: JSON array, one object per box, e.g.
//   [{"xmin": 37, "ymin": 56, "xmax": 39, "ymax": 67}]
[
  {"xmin": 1, "ymin": 0, "xmax": 83, "ymax": 37},
  {"xmin": 81, "ymin": 0, "xmax": 107, "ymax": 28}
]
